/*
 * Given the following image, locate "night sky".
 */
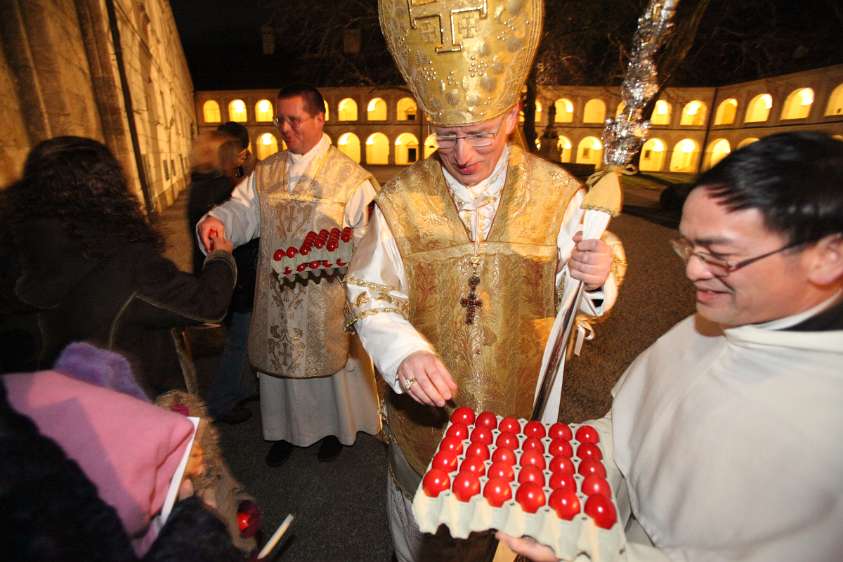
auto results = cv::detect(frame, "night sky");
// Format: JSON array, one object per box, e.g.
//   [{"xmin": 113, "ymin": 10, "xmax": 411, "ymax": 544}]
[{"xmin": 171, "ymin": 0, "xmax": 843, "ymax": 91}]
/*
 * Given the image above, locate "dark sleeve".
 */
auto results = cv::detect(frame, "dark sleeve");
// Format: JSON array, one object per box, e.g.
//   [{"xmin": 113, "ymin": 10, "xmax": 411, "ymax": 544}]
[{"xmin": 129, "ymin": 249, "xmax": 237, "ymax": 328}]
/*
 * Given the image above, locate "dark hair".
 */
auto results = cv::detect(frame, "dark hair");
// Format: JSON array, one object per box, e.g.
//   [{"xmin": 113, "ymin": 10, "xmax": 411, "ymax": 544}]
[
  {"xmin": 277, "ymin": 84, "xmax": 325, "ymax": 116},
  {"xmin": 692, "ymin": 132, "xmax": 843, "ymax": 245},
  {"xmin": 216, "ymin": 121, "xmax": 250, "ymax": 149},
  {"xmin": 8, "ymin": 136, "xmax": 164, "ymax": 258}
]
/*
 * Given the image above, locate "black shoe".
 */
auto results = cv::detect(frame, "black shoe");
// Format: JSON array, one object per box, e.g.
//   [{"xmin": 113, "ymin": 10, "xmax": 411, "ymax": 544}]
[
  {"xmin": 316, "ymin": 436, "xmax": 343, "ymax": 462},
  {"xmin": 266, "ymin": 441, "xmax": 294, "ymax": 467},
  {"xmin": 214, "ymin": 404, "xmax": 252, "ymax": 425}
]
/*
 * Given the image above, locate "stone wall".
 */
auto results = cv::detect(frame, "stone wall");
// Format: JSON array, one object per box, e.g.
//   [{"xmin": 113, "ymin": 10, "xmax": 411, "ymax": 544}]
[{"xmin": 0, "ymin": 0, "xmax": 194, "ymax": 213}]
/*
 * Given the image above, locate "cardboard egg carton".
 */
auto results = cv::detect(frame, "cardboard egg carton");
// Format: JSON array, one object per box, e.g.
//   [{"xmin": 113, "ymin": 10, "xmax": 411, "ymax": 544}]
[{"xmin": 412, "ymin": 413, "xmax": 626, "ymax": 561}]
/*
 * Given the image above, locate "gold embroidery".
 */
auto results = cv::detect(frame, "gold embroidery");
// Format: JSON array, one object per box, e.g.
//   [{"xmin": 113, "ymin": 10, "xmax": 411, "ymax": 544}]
[{"xmin": 345, "ymin": 306, "xmax": 408, "ymax": 330}]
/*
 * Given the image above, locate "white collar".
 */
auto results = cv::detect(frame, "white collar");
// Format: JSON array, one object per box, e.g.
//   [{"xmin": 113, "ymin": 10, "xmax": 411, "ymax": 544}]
[{"xmin": 287, "ymin": 133, "xmax": 330, "ymax": 167}]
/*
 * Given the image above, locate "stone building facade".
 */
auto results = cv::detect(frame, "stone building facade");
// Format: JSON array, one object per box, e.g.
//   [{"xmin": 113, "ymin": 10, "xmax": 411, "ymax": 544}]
[
  {"xmin": 197, "ymin": 64, "xmax": 843, "ymax": 182},
  {"xmin": 0, "ymin": 0, "xmax": 194, "ymax": 213}
]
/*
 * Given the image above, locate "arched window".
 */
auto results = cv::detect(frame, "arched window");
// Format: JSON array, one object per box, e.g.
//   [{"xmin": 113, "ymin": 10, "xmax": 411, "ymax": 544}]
[
  {"xmin": 394, "ymin": 133, "xmax": 420, "ymax": 165},
  {"xmin": 639, "ymin": 138, "xmax": 666, "ymax": 172},
  {"xmin": 714, "ymin": 98, "xmax": 738, "ymax": 125},
  {"xmin": 680, "ymin": 100, "xmax": 706, "ymax": 126},
  {"xmin": 576, "ymin": 136, "xmax": 603, "ymax": 165},
  {"xmin": 338, "ymin": 98, "xmax": 358, "ymax": 121},
  {"xmin": 397, "ymin": 97, "xmax": 418, "ymax": 121},
  {"xmin": 424, "ymin": 134, "xmax": 438, "ymax": 159},
  {"xmin": 557, "ymin": 135, "xmax": 572, "ymax": 163},
  {"xmin": 365, "ymin": 133, "xmax": 389, "ymax": 164},
  {"xmin": 781, "ymin": 88, "xmax": 814, "ymax": 120},
  {"xmin": 583, "ymin": 99, "xmax": 606, "ymax": 124},
  {"xmin": 535, "ymin": 101, "xmax": 543, "ymax": 125},
  {"xmin": 650, "ymin": 100, "xmax": 672, "ymax": 126},
  {"xmin": 554, "ymin": 99, "xmax": 574, "ymax": 123},
  {"xmin": 228, "ymin": 99, "xmax": 248, "ymax": 122},
  {"xmin": 324, "ymin": 100, "xmax": 330, "ymax": 121},
  {"xmin": 518, "ymin": 101, "xmax": 542, "ymax": 123},
  {"xmin": 704, "ymin": 139, "xmax": 731, "ymax": 170},
  {"xmin": 256, "ymin": 133, "xmax": 279, "ymax": 160},
  {"xmin": 255, "ymin": 99, "xmax": 273, "ymax": 122},
  {"xmin": 669, "ymin": 139, "xmax": 700, "ymax": 173},
  {"xmin": 745, "ymin": 94, "xmax": 772, "ymax": 123},
  {"xmin": 737, "ymin": 137, "xmax": 759, "ymax": 149},
  {"xmin": 825, "ymin": 84, "xmax": 843, "ymax": 116},
  {"xmin": 202, "ymin": 100, "xmax": 221, "ymax": 123},
  {"xmin": 337, "ymin": 132, "xmax": 361, "ymax": 163},
  {"xmin": 367, "ymin": 97, "xmax": 387, "ymax": 121}
]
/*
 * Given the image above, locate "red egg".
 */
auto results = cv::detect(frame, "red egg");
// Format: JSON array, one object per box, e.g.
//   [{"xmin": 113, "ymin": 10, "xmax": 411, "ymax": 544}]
[
  {"xmin": 519, "ymin": 449, "xmax": 546, "ymax": 471},
  {"xmin": 470, "ymin": 426, "xmax": 493, "ymax": 446},
  {"xmin": 465, "ymin": 442, "xmax": 490, "ymax": 461},
  {"xmin": 521, "ymin": 437, "xmax": 545, "ymax": 453},
  {"xmin": 517, "ymin": 465, "xmax": 545, "ymax": 487},
  {"xmin": 438, "ymin": 436, "xmax": 463, "ymax": 456},
  {"xmin": 549, "ymin": 489, "xmax": 581, "ymax": 520},
  {"xmin": 548, "ymin": 455, "xmax": 575, "ymax": 476},
  {"xmin": 523, "ymin": 420, "xmax": 546, "ymax": 439},
  {"xmin": 458, "ymin": 456, "xmax": 487, "ymax": 477},
  {"xmin": 575, "ymin": 424, "xmax": 600, "ymax": 444},
  {"xmin": 431, "ymin": 450, "xmax": 458, "ymax": 472},
  {"xmin": 496, "ymin": 431, "xmax": 519, "ymax": 450},
  {"xmin": 422, "ymin": 469, "xmax": 451, "ymax": 497},
  {"xmin": 488, "ymin": 461, "xmax": 515, "ymax": 482},
  {"xmin": 548, "ymin": 422, "xmax": 573, "ymax": 441},
  {"xmin": 498, "ymin": 416, "xmax": 521, "ymax": 434},
  {"xmin": 576, "ymin": 442, "xmax": 603, "ymax": 461},
  {"xmin": 451, "ymin": 406, "xmax": 475, "ymax": 426},
  {"xmin": 515, "ymin": 482, "xmax": 546, "ymax": 513},
  {"xmin": 581, "ymin": 475, "xmax": 612, "ymax": 498},
  {"xmin": 491, "ymin": 446, "xmax": 516, "ymax": 466},
  {"xmin": 548, "ymin": 438, "xmax": 573, "ymax": 458},
  {"xmin": 549, "ymin": 471, "xmax": 576, "ymax": 492},
  {"xmin": 578, "ymin": 458, "xmax": 607, "ymax": 479},
  {"xmin": 452, "ymin": 472, "xmax": 481, "ymax": 502},
  {"xmin": 475, "ymin": 411, "xmax": 498, "ymax": 429},
  {"xmin": 445, "ymin": 423, "xmax": 469, "ymax": 441},
  {"xmin": 483, "ymin": 478, "xmax": 513, "ymax": 507},
  {"xmin": 585, "ymin": 494, "xmax": 617, "ymax": 529}
]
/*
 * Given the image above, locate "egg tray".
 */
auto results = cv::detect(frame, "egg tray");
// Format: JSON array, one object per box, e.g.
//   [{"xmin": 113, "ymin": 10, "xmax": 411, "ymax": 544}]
[{"xmin": 412, "ymin": 415, "xmax": 626, "ymax": 561}]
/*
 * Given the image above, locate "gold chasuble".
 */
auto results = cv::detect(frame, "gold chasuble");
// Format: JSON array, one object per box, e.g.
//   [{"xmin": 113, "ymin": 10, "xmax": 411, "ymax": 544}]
[
  {"xmin": 377, "ymin": 145, "xmax": 581, "ymax": 474},
  {"xmin": 249, "ymin": 146, "xmax": 373, "ymax": 379}
]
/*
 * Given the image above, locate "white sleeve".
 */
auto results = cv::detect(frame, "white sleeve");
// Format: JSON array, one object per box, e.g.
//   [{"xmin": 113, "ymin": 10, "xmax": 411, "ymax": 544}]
[
  {"xmin": 343, "ymin": 179, "xmax": 377, "ymax": 239},
  {"xmin": 346, "ymin": 206, "xmax": 435, "ymax": 393},
  {"xmin": 203, "ymin": 172, "xmax": 260, "ymax": 248},
  {"xmin": 555, "ymin": 189, "xmax": 619, "ymax": 317}
]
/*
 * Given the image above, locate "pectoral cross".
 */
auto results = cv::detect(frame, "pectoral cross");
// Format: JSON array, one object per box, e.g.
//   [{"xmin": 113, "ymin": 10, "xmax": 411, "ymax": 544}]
[
  {"xmin": 408, "ymin": 0, "xmax": 488, "ymax": 53},
  {"xmin": 460, "ymin": 274, "xmax": 482, "ymax": 324}
]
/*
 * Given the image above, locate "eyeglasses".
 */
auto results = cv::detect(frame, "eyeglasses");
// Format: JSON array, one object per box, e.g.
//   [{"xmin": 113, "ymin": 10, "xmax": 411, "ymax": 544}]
[
  {"xmin": 670, "ymin": 237, "xmax": 806, "ymax": 277},
  {"xmin": 273, "ymin": 114, "xmax": 315, "ymax": 130},
  {"xmin": 434, "ymin": 125, "xmax": 502, "ymax": 151}
]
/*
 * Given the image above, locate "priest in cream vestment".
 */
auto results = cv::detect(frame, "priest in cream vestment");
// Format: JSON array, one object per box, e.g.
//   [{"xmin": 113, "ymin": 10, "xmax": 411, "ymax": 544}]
[
  {"xmin": 198, "ymin": 86, "xmax": 379, "ymax": 466},
  {"xmin": 499, "ymin": 133, "xmax": 843, "ymax": 562},
  {"xmin": 348, "ymin": 2, "xmax": 621, "ymax": 560}
]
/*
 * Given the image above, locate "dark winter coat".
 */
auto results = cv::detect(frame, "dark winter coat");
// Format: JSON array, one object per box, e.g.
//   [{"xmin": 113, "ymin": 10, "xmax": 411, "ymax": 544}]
[{"xmin": 11, "ymin": 219, "xmax": 236, "ymax": 396}]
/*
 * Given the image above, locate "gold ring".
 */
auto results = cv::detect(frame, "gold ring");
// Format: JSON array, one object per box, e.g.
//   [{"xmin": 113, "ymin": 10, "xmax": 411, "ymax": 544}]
[{"xmin": 403, "ymin": 376, "xmax": 416, "ymax": 392}]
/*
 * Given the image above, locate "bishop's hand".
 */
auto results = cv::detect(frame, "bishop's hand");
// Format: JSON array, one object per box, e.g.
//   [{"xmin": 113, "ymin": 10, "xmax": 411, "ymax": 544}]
[
  {"xmin": 396, "ymin": 351, "xmax": 458, "ymax": 408},
  {"xmin": 569, "ymin": 231, "xmax": 612, "ymax": 291}
]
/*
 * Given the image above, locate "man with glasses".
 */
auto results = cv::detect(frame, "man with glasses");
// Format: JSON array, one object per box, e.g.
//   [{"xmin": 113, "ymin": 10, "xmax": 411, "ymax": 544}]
[
  {"xmin": 500, "ymin": 132, "xmax": 843, "ymax": 562},
  {"xmin": 197, "ymin": 84, "xmax": 380, "ymax": 468},
  {"xmin": 347, "ymin": 2, "xmax": 620, "ymax": 560}
]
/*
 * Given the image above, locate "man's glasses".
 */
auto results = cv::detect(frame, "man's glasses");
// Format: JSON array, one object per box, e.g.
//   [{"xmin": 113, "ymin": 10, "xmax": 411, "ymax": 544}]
[
  {"xmin": 434, "ymin": 125, "xmax": 502, "ymax": 151},
  {"xmin": 670, "ymin": 237, "xmax": 806, "ymax": 277},
  {"xmin": 273, "ymin": 114, "xmax": 314, "ymax": 130}
]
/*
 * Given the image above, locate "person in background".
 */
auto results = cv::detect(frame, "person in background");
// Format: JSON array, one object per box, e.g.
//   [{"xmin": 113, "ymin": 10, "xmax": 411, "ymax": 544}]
[
  {"xmin": 5, "ymin": 136, "xmax": 236, "ymax": 396},
  {"xmin": 188, "ymin": 123, "xmax": 259, "ymax": 424},
  {"xmin": 498, "ymin": 132, "xmax": 843, "ymax": 562}
]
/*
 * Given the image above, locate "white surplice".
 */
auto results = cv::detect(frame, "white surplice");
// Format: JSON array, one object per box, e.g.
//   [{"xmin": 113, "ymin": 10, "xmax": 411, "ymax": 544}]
[
  {"xmin": 607, "ymin": 298, "xmax": 843, "ymax": 561},
  {"xmin": 347, "ymin": 145, "xmax": 619, "ymax": 397},
  {"xmin": 202, "ymin": 134, "xmax": 380, "ymax": 445}
]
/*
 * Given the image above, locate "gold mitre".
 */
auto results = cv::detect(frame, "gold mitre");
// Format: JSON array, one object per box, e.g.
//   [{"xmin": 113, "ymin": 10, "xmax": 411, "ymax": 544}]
[{"xmin": 379, "ymin": 0, "xmax": 544, "ymax": 126}]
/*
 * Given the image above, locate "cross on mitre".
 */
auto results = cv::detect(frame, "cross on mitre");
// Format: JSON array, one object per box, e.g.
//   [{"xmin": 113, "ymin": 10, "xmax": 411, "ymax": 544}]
[{"xmin": 408, "ymin": 0, "xmax": 488, "ymax": 53}]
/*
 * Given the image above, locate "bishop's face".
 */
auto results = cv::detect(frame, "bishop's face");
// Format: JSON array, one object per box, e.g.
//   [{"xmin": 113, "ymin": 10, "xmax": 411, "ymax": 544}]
[{"xmin": 432, "ymin": 106, "xmax": 517, "ymax": 186}]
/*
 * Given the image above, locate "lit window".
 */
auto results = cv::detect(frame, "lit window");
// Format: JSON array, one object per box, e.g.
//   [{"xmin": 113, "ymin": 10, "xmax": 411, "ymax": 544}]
[
  {"xmin": 256, "ymin": 133, "xmax": 279, "ymax": 160},
  {"xmin": 557, "ymin": 135, "xmax": 572, "ymax": 163},
  {"xmin": 367, "ymin": 98, "xmax": 387, "ymax": 121},
  {"xmin": 228, "ymin": 99, "xmax": 248, "ymax": 122},
  {"xmin": 583, "ymin": 99, "xmax": 606, "ymax": 124},
  {"xmin": 554, "ymin": 98, "xmax": 574, "ymax": 123},
  {"xmin": 337, "ymin": 132, "xmax": 361, "ymax": 163},
  {"xmin": 825, "ymin": 83, "xmax": 843, "ymax": 116},
  {"xmin": 338, "ymin": 98, "xmax": 358, "ymax": 121},
  {"xmin": 781, "ymin": 88, "xmax": 814, "ymax": 120},
  {"xmin": 650, "ymin": 100, "xmax": 672, "ymax": 125},
  {"xmin": 745, "ymin": 94, "xmax": 772, "ymax": 123},
  {"xmin": 397, "ymin": 97, "xmax": 418, "ymax": 121},
  {"xmin": 255, "ymin": 99, "xmax": 273, "ymax": 122},
  {"xmin": 394, "ymin": 133, "xmax": 419, "ymax": 165},
  {"xmin": 639, "ymin": 138, "xmax": 666, "ymax": 172},
  {"xmin": 365, "ymin": 133, "xmax": 389, "ymax": 164},
  {"xmin": 680, "ymin": 100, "xmax": 706, "ymax": 126},
  {"xmin": 705, "ymin": 139, "xmax": 731, "ymax": 170},
  {"xmin": 576, "ymin": 136, "xmax": 603, "ymax": 164},
  {"xmin": 669, "ymin": 139, "xmax": 699, "ymax": 172},
  {"xmin": 714, "ymin": 98, "xmax": 738, "ymax": 125},
  {"xmin": 203, "ymin": 100, "xmax": 221, "ymax": 123}
]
